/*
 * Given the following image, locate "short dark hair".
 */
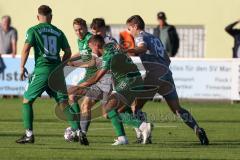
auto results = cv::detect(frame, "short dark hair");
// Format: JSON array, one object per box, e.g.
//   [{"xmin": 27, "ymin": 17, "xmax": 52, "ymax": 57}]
[
  {"xmin": 38, "ymin": 5, "xmax": 52, "ymax": 16},
  {"xmin": 73, "ymin": 18, "xmax": 87, "ymax": 28},
  {"xmin": 90, "ymin": 18, "xmax": 106, "ymax": 29},
  {"xmin": 88, "ymin": 35, "xmax": 105, "ymax": 48},
  {"xmin": 126, "ymin": 15, "xmax": 145, "ymax": 30}
]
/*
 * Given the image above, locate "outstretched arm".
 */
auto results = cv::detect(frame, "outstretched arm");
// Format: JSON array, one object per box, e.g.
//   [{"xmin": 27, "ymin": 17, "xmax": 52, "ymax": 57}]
[
  {"xmin": 225, "ymin": 20, "xmax": 240, "ymax": 36},
  {"xmin": 68, "ymin": 69, "xmax": 107, "ymax": 95}
]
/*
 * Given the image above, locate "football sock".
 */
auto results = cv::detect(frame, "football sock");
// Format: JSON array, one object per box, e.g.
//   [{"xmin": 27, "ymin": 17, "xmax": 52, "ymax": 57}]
[
  {"xmin": 71, "ymin": 102, "xmax": 80, "ymax": 128},
  {"xmin": 107, "ymin": 110, "xmax": 125, "ymax": 137},
  {"xmin": 177, "ymin": 108, "xmax": 199, "ymax": 130},
  {"xmin": 25, "ymin": 129, "xmax": 33, "ymax": 137},
  {"xmin": 80, "ymin": 111, "xmax": 91, "ymax": 133},
  {"xmin": 63, "ymin": 105, "xmax": 79, "ymax": 130},
  {"xmin": 22, "ymin": 103, "xmax": 33, "ymax": 130}
]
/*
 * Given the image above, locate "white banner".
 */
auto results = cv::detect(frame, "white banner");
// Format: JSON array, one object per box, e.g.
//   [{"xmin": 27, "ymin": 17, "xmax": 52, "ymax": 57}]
[
  {"xmin": 170, "ymin": 59, "xmax": 238, "ymax": 100},
  {"xmin": 0, "ymin": 56, "xmax": 240, "ymax": 101}
]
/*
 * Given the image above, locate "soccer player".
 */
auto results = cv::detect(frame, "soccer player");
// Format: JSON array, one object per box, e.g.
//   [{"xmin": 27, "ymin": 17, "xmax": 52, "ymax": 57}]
[
  {"xmin": 125, "ymin": 15, "xmax": 209, "ymax": 145},
  {"xmin": 16, "ymin": 5, "xmax": 82, "ymax": 144},
  {"xmin": 70, "ymin": 18, "xmax": 116, "ymax": 136},
  {"xmin": 69, "ymin": 35, "xmax": 152, "ymax": 145},
  {"xmin": 67, "ymin": 18, "xmax": 98, "ymax": 138}
]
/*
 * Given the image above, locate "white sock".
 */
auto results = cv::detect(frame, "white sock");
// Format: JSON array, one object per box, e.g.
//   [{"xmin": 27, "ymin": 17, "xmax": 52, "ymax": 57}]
[
  {"xmin": 76, "ymin": 129, "xmax": 81, "ymax": 137},
  {"xmin": 134, "ymin": 128, "xmax": 142, "ymax": 138},
  {"xmin": 139, "ymin": 122, "xmax": 147, "ymax": 131},
  {"xmin": 26, "ymin": 129, "xmax": 33, "ymax": 137},
  {"xmin": 118, "ymin": 136, "xmax": 127, "ymax": 141}
]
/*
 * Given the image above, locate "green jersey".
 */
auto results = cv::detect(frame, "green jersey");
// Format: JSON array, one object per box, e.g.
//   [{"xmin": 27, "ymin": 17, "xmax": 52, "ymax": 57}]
[
  {"xmin": 101, "ymin": 43, "xmax": 141, "ymax": 86},
  {"xmin": 25, "ymin": 23, "xmax": 70, "ymax": 72},
  {"xmin": 77, "ymin": 32, "xmax": 97, "ymax": 77}
]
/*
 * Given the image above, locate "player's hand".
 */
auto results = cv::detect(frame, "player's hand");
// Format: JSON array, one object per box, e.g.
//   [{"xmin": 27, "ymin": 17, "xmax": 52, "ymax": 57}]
[{"xmin": 20, "ymin": 67, "xmax": 28, "ymax": 81}]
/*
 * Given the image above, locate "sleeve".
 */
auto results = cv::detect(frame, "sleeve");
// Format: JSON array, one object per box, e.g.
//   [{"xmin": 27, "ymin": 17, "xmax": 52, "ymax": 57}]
[
  {"xmin": 101, "ymin": 52, "xmax": 112, "ymax": 70},
  {"xmin": 61, "ymin": 32, "xmax": 70, "ymax": 50},
  {"xmin": 10, "ymin": 28, "xmax": 18, "ymax": 42},
  {"xmin": 135, "ymin": 34, "xmax": 146, "ymax": 47},
  {"xmin": 169, "ymin": 26, "xmax": 179, "ymax": 56},
  {"xmin": 25, "ymin": 28, "xmax": 35, "ymax": 46},
  {"xmin": 225, "ymin": 21, "xmax": 239, "ymax": 37}
]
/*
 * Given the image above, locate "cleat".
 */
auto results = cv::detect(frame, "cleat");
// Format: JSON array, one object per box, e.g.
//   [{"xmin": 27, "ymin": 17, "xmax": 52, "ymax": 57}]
[
  {"xmin": 196, "ymin": 128, "xmax": 209, "ymax": 145},
  {"xmin": 79, "ymin": 131, "xmax": 89, "ymax": 145},
  {"xmin": 16, "ymin": 134, "xmax": 35, "ymax": 144},
  {"xmin": 112, "ymin": 136, "xmax": 128, "ymax": 145},
  {"xmin": 135, "ymin": 136, "xmax": 143, "ymax": 144}
]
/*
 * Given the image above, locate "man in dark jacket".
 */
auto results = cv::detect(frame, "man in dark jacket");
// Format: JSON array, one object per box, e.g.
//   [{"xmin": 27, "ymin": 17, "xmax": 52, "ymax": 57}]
[
  {"xmin": 225, "ymin": 20, "xmax": 240, "ymax": 58},
  {"xmin": 153, "ymin": 12, "xmax": 179, "ymax": 57}
]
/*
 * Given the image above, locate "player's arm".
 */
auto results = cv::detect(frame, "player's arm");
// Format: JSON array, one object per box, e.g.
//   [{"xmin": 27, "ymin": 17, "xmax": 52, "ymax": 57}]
[
  {"xmin": 127, "ymin": 43, "xmax": 147, "ymax": 56},
  {"xmin": 70, "ymin": 56, "xmax": 96, "ymax": 68},
  {"xmin": 69, "ymin": 52, "xmax": 81, "ymax": 61},
  {"xmin": 68, "ymin": 69, "xmax": 107, "ymax": 94},
  {"xmin": 127, "ymin": 35, "xmax": 147, "ymax": 56},
  {"xmin": 79, "ymin": 69, "xmax": 107, "ymax": 87},
  {"xmin": 61, "ymin": 32, "xmax": 72, "ymax": 62},
  {"xmin": 20, "ymin": 43, "xmax": 31, "ymax": 80},
  {"xmin": 62, "ymin": 48, "xmax": 72, "ymax": 62},
  {"xmin": 225, "ymin": 20, "xmax": 240, "ymax": 36}
]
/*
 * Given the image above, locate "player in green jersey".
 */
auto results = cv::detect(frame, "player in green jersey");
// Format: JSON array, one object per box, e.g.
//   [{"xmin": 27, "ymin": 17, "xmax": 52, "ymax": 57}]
[
  {"xmin": 16, "ymin": 5, "xmax": 85, "ymax": 145},
  {"xmin": 67, "ymin": 18, "xmax": 98, "ymax": 140},
  {"xmin": 69, "ymin": 35, "xmax": 152, "ymax": 145}
]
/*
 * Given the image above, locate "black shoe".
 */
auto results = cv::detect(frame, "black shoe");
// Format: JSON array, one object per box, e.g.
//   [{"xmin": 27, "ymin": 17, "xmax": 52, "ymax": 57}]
[
  {"xmin": 135, "ymin": 136, "xmax": 152, "ymax": 144},
  {"xmin": 73, "ymin": 135, "xmax": 79, "ymax": 142},
  {"xmin": 79, "ymin": 132, "xmax": 89, "ymax": 145},
  {"xmin": 16, "ymin": 134, "xmax": 35, "ymax": 144},
  {"xmin": 146, "ymin": 136, "xmax": 152, "ymax": 144},
  {"xmin": 136, "ymin": 136, "xmax": 143, "ymax": 144},
  {"xmin": 196, "ymin": 128, "xmax": 209, "ymax": 145}
]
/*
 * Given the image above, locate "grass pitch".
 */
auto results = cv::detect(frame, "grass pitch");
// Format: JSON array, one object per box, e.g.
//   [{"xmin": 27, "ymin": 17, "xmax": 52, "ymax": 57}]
[{"xmin": 0, "ymin": 98, "xmax": 240, "ymax": 160}]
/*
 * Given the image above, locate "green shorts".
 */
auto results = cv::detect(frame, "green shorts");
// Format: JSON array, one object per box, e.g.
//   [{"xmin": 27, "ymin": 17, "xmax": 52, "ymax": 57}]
[
  {"xmin": 114, "ymin": 76, "xmax": 143, "ymax": 106},
  {"xmin": 24, "ymin": 70, "xmax": 68, "ymax": 103}
]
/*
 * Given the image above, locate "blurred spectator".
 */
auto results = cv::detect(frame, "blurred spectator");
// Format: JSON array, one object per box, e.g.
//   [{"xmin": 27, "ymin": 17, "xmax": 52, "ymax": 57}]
[
  {"xmin": 119, "ymin": 30, "xmax": 135, "ymax": 49},
  {"xmin": 225, "ymin": 20, "xmax": 240, "ymax": 58},
  {"xmin": 153, "ymin": 11, "xmax": 179, "ymax": 57},
  {"xmin": 0, "ymin": 15, "xmax": 18, "ymax": 58}
]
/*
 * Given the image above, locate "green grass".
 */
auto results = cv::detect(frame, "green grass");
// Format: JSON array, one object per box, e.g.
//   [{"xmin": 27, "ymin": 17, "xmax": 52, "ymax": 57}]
[{"xmin": 0, "ymin": 98, "xmax": 240, "ymax": 160}]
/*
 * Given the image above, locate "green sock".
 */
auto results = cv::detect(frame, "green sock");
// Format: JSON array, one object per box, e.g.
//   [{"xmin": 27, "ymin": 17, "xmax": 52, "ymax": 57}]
[
  {"xmin": 63, "ymin": 105, "xmax": 79, "ymax": 130},
  {"xmin": 120, "ymin": 108, "xmax": 143, "ymax": 128},
  {"xmin": 107, "ymin": 110, "xmax": 125, "ymax": 137},
  {"xmin": 71, "ymin": 102, "xmax": 80, "ymax": 128},
  {"xmin": 22, "ymin": 103, "xmax": 33, "ymax": 130}
]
